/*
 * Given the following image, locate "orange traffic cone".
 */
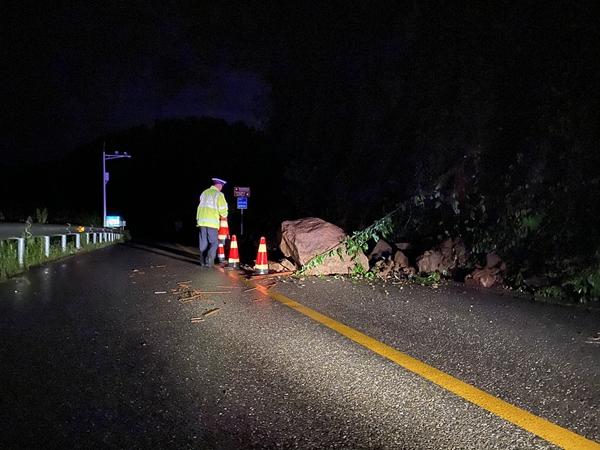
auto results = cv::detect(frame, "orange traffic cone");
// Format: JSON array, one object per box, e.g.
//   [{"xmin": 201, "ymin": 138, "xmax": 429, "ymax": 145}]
[
  {"xmin": 218, "ymin": 216, "xmax": 229, "ymax": 243},
  {"xmin": 228, "ymin": 235, "xmax": 240, "ymax": 268},
  {"xmin": 217, "ymin": 242, "xmax": 226, "ymax": 262},
  {"xmin": 254, "ymin": 236, "xmax": 269, "ymax": 275}
]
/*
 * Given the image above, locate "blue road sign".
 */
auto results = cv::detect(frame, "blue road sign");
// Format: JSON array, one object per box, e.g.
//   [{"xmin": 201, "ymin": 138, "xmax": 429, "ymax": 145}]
[
  {"xmin": 237, "ymin": 197, "xmax": 248, "ymax": 210},
  {"xmin": 105, "ymin": 215, "xmax": 122, "ymax": 227}
]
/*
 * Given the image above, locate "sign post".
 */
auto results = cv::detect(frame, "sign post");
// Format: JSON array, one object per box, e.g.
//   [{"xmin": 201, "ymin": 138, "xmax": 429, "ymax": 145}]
[
  {"xmin": 236, "ymin": 197, "xmax": 248, "ymax": 235},
  {"xmin": 234, "ymin": 187, "xmax": 250, "ymax": 236}
]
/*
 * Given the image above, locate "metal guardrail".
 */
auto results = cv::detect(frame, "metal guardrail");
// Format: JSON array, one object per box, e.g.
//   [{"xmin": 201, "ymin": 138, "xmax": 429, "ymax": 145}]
[
  {"xmin": 5, "ymin": 232, "xmax": 122, "ymax": 268},
  {"xmin": 0, "ymin": 223, "xmax": 120, "ymax": 240},
  {"xmin": 0, "ymin": 224, "xmax": 124, "ymax": 275}
]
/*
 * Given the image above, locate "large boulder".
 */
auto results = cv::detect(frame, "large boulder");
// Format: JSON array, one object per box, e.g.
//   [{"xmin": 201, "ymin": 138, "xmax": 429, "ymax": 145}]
[
  {"xmin": 280, "ymin": 218, "xmax": 346, "ymax": 266},
  {"xmin": 280, "ymin": 217, "xmax": 368, "ymax": 275}
]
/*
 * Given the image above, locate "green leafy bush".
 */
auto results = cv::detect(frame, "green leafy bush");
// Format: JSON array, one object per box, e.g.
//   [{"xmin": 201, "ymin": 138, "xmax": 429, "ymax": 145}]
[
  {"xmin": 350, "ymin": 263, "xmax": 376, "ymax": 280},
  {"xmin": 562, "ymin": 265, "xmax": 600, "ymax": 304}
]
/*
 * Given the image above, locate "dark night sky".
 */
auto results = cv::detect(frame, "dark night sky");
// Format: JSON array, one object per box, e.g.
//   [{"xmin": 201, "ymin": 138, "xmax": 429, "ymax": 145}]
[
  {"xmin": 2, "ymin": 1, "xmax": 272, "ymax": 164},
  {"xmin": 3, "ymin": 1, "xmax": 598, "ymax": 168}
]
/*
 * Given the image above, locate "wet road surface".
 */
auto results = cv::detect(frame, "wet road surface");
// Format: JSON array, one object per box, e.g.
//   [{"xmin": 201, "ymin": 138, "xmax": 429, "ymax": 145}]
[{"xmin": 1, "ymin": 243, "xmax": 599, "ymax": 449}]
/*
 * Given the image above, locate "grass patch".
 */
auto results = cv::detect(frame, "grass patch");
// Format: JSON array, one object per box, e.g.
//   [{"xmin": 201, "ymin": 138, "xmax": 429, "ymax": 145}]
[
  {"xmin": 24, "ymin": 236, "xmax": 46, "ymax": 268},
  {"xmin": 0, "ymin": 240, "xmax": 21, "ymax": 279}
]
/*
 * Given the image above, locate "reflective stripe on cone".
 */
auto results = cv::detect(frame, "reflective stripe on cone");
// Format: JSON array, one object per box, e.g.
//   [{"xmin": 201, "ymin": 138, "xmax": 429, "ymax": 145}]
[
  {"xmin": 254, "ymin": 236, "xmax": 268, "ymax": 275},
  {"xmin": 218, "ymin": 216, "xmax": 229, "ymax": 242},
  {"xmin": 228, "ymin": 235, "xmax": 240, "ymax": 268},
  {"xmin": 217, "ymin": 242, "xmax": 226, "ymax": 262}
]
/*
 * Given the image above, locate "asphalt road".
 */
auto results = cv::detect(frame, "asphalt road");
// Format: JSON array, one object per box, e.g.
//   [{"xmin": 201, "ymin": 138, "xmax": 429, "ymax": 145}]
[{"xmin": 1, "ymin": 243, "xmax": 599, "ymax": 449}]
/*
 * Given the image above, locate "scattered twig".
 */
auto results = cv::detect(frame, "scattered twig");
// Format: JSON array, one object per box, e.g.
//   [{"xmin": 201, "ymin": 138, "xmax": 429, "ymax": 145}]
[
  {"xmin": 154, "ymin": 291, "xmax": 167, "ymax": 294},
  {"xmin": 243, "ymin": 286, "xmax": 258, "ymax": 292},
  {"xmin": 202, "ymin": 308, "xmax": 221, "ymax": 317},
  {"xmin": 259, "ymin": 271, "xmax": 293, "ymax": 279},
  {"xmin": 190, "ymin": 317, "xmax": 204, "ymax": 323},
  {"xmin": 377, "ymin": 262, "xmax": 394, "ymax": 280},
  {"xmin": 195, "ymin": 291, "xmax": 231, "ymax": 294},
  {"xmin": 179, "ymin": 294, "xmax": 205, "ymax": 303}
]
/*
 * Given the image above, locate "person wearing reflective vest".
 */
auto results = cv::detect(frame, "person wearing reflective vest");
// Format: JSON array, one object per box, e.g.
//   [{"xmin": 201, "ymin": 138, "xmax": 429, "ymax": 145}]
[{"xmin": 196, "ymin": 177, "xmax": 228, "ymax": 266}]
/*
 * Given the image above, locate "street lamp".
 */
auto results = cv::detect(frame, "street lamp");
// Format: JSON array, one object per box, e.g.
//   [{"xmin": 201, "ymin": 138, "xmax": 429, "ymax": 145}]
[{"xmin": 102, "ymin": 143, "xmax": 131, "ymax": 227}]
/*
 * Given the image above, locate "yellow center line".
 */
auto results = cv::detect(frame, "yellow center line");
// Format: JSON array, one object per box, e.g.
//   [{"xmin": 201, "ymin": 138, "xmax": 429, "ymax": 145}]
[{"xmin": 227, "ymin": 271, "xmax": 600, "ymax": 450}]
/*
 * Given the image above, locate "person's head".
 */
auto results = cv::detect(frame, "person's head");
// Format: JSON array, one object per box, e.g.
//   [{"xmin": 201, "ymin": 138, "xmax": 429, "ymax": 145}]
[{"xmin": 212, "ymin": 177, "xmax": 227, "ymax": 191}]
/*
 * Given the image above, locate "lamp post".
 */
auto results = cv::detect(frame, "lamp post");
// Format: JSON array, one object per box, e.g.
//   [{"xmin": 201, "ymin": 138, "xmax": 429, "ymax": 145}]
[{"xmin": 102, "ymin": 143, "xmax": 131, "ymax": 227}]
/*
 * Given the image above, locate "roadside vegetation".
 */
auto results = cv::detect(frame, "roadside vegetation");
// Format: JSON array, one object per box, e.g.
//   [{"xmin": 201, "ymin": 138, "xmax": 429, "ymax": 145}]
[
  {"xmin": 0, "ymin": 234, "xmax": 122, "ymax": 282},
  {"xmin": 301, "ymin": 152, "xmax": 600, "ymax": 306},
  {"xmin": 0, "ymin": 210, "xmax": 110, "ymax": 280}
]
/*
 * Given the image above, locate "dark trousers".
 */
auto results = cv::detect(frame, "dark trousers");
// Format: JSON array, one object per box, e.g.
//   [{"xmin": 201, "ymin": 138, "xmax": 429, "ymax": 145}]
[{"xmin": 198, "ymin": 227, "xmax": 219, "ymax": 266}]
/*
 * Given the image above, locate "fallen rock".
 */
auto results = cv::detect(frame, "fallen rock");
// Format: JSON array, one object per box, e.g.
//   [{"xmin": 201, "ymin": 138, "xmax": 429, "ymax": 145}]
[
  {"xmin": 368, "ymin": 239, "xmax": 393, "ymax": 262},
  {"xmin": 268, "ymin": 258, "xmax": 297, "ymax": 272},
  {"xmin": 416, "ymin": 250, "xmax": 443, "ymax": 273},
  {"xmin": 417, "ymin": 238, "xmax": 467, "ymax": 274},
  {"xmin": 374, "ymin": 259, "xmax": 394, "ymax": 278},
  {"xmin": 465, "ymin": 252, "xmax": 507, "ymax": 287},
  {"xmin": 439, "ymin": 238, "xmax": 467, "ymax": 271},
  {"xmin": 280, "ymin": 217, "xmax": 346, "ymax": 266},
  {"xmin": 485, "ymin": 252, "xmax": 507, "ymax": 272},
  {"xmin": 268, "ymin": 261, "xmax": 288, "ymax": 272},
  {"xmin": 393, "ymin": 250, "xmax": 410, "ymax": 269},
  {"xmin": 278, "ymin": 258, "xmax": 297, "ymax": 271},
  {"xmin": 402, "ymin": 266, "xmax": 417, "ymax": 276},
  {"xmin": 465, "ymin": 267, "xmax": 502, "ymax": 288}
]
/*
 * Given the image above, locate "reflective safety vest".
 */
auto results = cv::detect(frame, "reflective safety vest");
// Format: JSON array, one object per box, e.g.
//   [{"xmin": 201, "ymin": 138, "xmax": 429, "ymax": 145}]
[{"xmin": 196, "ymin": 186, "xmax": 228, "ymax": 229}]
